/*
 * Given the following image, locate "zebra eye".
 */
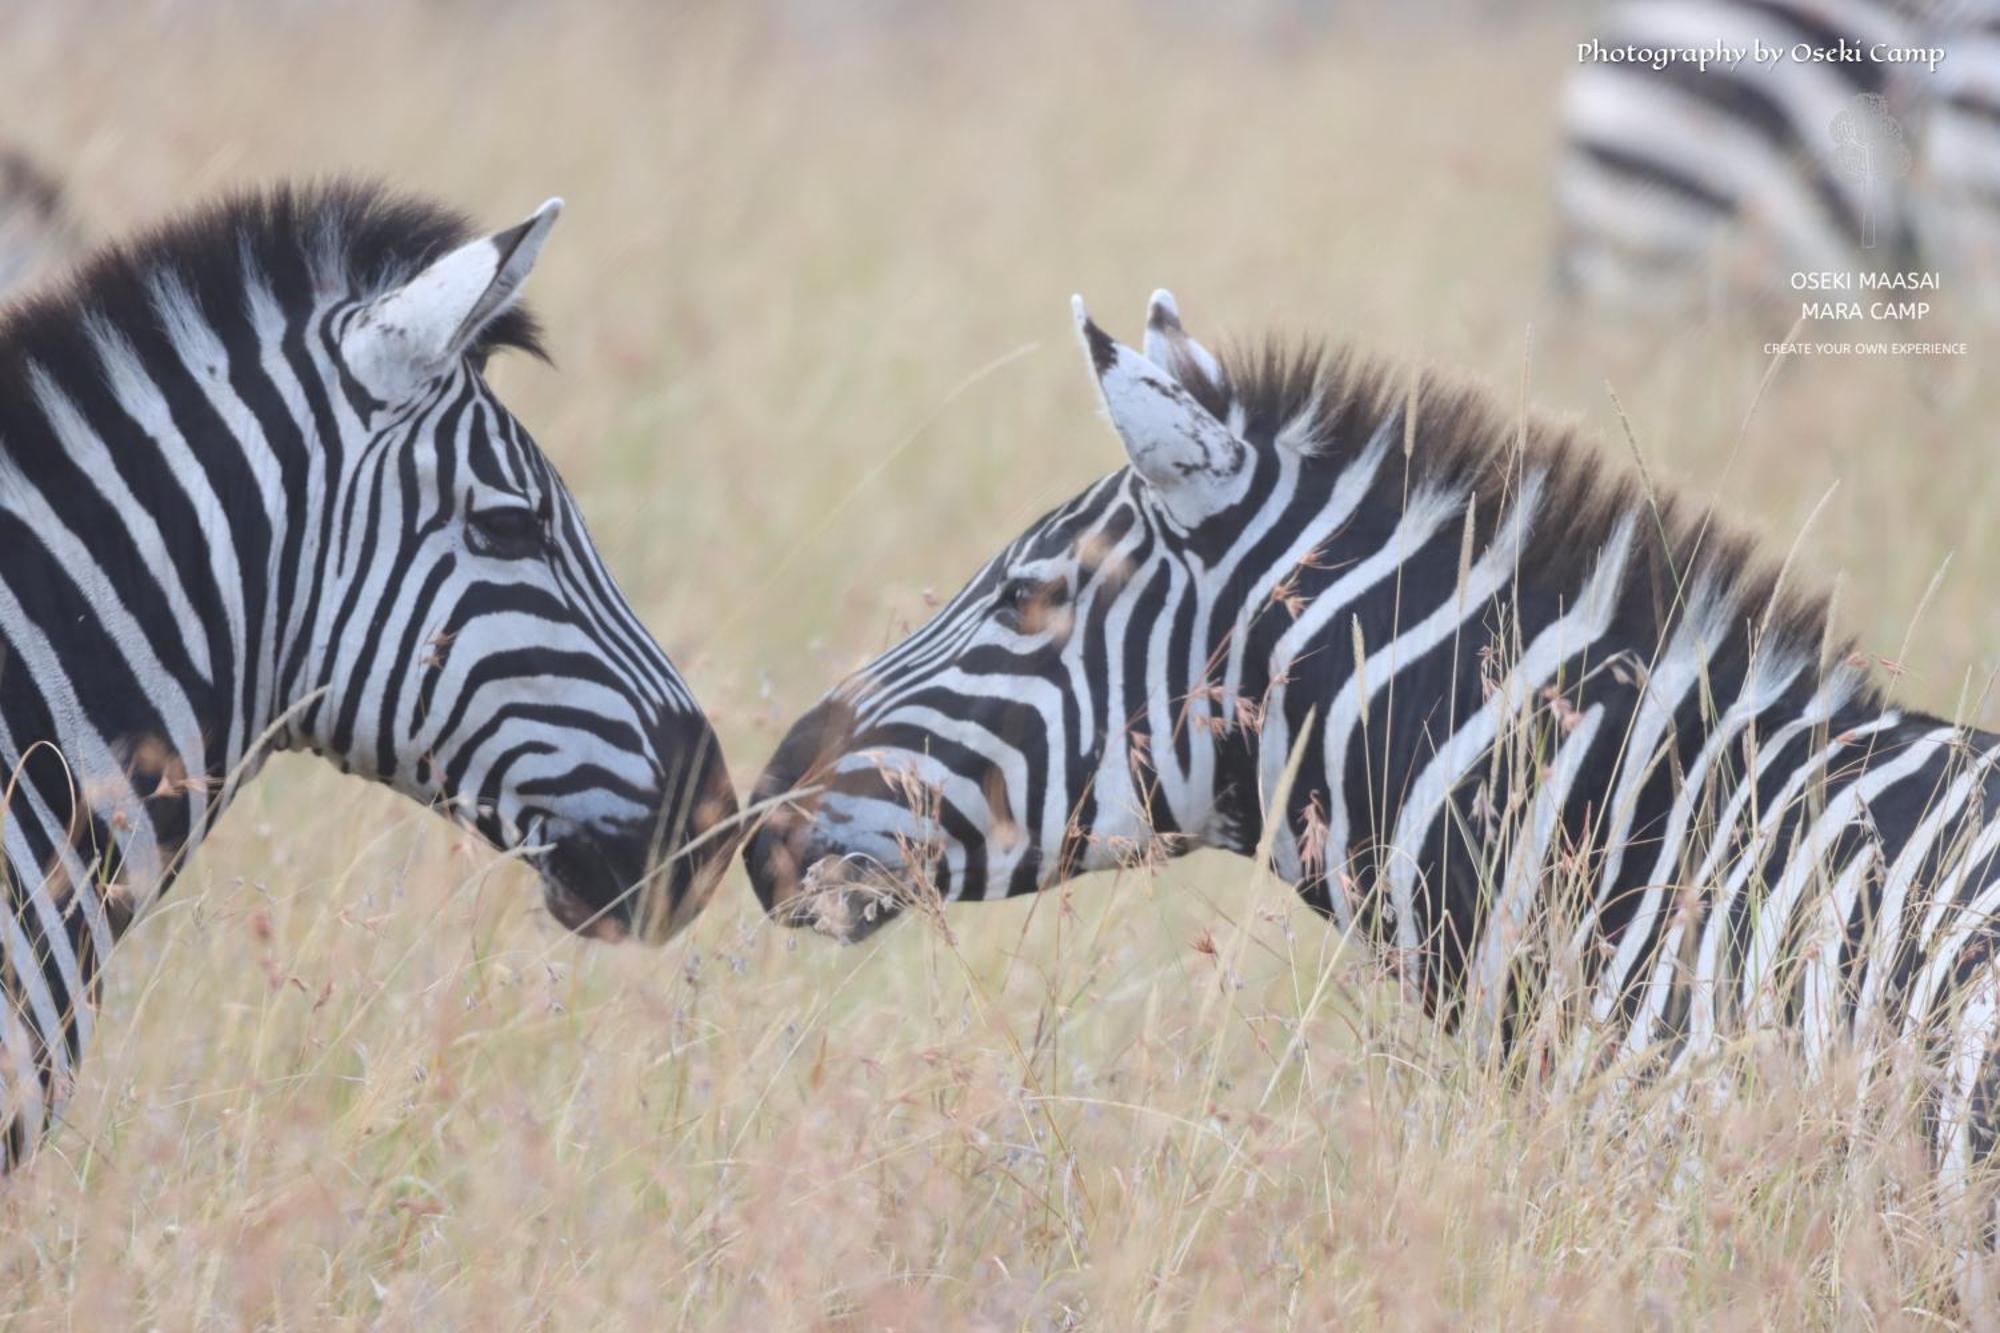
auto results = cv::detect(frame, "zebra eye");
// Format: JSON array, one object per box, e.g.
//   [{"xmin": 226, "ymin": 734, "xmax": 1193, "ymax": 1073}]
[
  {"xmin": 996, "ymin": 576, "xmax": 1068, "ymax": 628},
  {"xmin": 467, "ymin": 504, "xmax": 546, "ymax": 558}
]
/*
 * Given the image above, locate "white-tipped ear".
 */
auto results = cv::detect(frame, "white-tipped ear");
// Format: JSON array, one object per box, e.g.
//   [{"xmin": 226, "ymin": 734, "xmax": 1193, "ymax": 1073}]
[
  {"xmin": 341, "ymin": 197, "xmax": 562, "ymax": 401},
  {"xmin": 1073, "ymin": 294, "xmax": 1248, "ymax": 528},
  {"xmin": 1141, "ymin": 288, "xmax": 1223, "ymax": 390}
]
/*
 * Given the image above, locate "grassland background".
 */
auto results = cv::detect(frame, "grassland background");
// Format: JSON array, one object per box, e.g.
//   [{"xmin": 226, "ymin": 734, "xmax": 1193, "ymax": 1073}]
[{"xmin": 0, "ymin": 2, "xmax": 1994, "ymax": 1327}]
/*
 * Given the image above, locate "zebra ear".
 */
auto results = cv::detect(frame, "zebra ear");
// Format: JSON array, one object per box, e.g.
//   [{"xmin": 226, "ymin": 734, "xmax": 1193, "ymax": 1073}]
[
  {"xmin": 341, "ymin": 197, "xmax": 563, "ymax": 400},
  {"xmin": 1141, "ymin": 289, "xmax": 1224, "ymax": 391},
  {"xmin": 1073, "ymin": 294, "xmax": 1248, "ymax": 526}
]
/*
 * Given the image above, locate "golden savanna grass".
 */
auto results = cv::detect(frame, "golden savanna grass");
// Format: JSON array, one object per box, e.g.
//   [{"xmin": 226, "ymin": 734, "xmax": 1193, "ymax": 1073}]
[{"xmin": 0, "ymin": 2, "xmax": 1996, "ymax": 1326}]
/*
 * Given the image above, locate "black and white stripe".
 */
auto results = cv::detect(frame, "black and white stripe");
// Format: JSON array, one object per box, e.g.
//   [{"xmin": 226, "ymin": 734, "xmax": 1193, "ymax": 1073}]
[
  {"xmin": 748, "ymin": 291, "xmax": 2000, "ymax": 1286},
  {"xmin": 1555, "ymin": 0, "xmax": 1995, "ymax": 306},
  {"xmin": 0, "ymin": 183, "xmax": 738, "ymax": 1166}
]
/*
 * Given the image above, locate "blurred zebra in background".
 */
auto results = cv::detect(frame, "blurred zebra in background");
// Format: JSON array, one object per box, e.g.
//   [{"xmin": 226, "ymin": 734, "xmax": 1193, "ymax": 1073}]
[
  {"xmin": 1556, "ymin": 0, "xmax": 1998, "ymax": 307},
  {"xmin": 0, "ymin": 148, "xmax": 78, "ymax": 303},
  {"xmin": 747, "ymin": 292, "xmax": 2000, "ymax": 1293},
  {"xmin": 0, "ymin": 182, "xmax": 739, "ymax": 1167},
  {"xmin": 1921, "ymin": 4, "xmax": 2000, "ymax": 289}
]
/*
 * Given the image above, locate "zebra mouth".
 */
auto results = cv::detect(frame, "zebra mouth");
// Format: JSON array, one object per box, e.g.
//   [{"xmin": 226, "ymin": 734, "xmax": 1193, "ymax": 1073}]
[
  {"xmin": 524, "ymin": 807, "xmax": 741, "ymax": 946},
  {"xmin": 523, "ymin": 815, "xmax": 634, "ymax": 943},
  {"xmin": 769, "ymin": 851, "xmax": 929, "ymax": 943},
  {"xmin": 541, "ymin": 876, "xmax": 630, "ymax": 941}
]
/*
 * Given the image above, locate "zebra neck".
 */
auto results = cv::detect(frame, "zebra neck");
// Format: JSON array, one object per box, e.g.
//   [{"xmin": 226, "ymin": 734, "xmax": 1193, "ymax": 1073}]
[
  {"xmin": 1231, "ymin": 485, "xmax": 1894, "ymax": 1014},
  {"xmin": 1228, "ymin": 474, "xmax": 1638, "ymax": 972},
  {"xmin": 0, "ymin": 296, "xmax": 328, "ymax": 934}
]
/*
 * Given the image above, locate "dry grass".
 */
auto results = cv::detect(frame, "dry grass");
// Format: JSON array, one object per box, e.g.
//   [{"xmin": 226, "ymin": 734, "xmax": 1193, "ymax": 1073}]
[{"xmin": 0, "ymin": 2, "xmax": 1994, "ymax": 1326}]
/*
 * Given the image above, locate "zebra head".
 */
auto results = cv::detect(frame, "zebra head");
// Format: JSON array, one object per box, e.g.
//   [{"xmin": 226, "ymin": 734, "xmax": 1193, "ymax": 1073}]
[
  {"xmin": 297, "ymin": 198, "xmax": 738, "ymax": 943},
  {"xmin": 746, "ymin": 291, "xmax": 1259, "ymax": 939}
]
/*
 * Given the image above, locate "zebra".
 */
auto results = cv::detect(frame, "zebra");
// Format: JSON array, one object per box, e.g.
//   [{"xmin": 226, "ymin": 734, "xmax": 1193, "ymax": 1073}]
[
  {"xmin": 1920, "ymin": 3, "xmax": 2000, "ymax": 292},
  {"xmin": 1555, "ymin": 0, "xmax": 1988, "ymax": 307},
  {"xmin": 745, "ymin": 290, "xmax": 2000, "ymax": 1290},
  {"xmin": 0, "ymin": 182, "xmax": 739, "ymax": 1167},
  {"xmin": 0, "ymin": 147, "xmax": 79, "ymax": 304}
]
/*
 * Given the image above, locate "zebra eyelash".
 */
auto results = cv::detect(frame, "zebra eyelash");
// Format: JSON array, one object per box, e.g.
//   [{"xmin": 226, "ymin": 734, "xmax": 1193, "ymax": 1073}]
[
  {"xmin": 997, "ymin": 578, "xmax": 1036, "ymax": 614},
  {"xmin": 993, "ymin": 574, "xmax": 1072, "ymax": 631},
  {"xmin": 464, "ymin": 502, "xmax": 549, "ymax": 559}
]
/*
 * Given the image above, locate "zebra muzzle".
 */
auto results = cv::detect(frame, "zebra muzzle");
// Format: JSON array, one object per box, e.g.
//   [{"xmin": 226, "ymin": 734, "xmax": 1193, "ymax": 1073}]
[
  {"xmin": 773, "ymin": 853, "xmax": 915, "ymax": 943},
  {"xmin": 528, "ymin": 742, "xmax": 741, "ymax": 945}
]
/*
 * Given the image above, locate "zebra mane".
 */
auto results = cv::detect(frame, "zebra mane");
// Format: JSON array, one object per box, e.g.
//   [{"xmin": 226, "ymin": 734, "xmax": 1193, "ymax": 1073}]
[
  {"xmin": 0, "ymin": 179, "xmax": 545, "ymax": 380},
  {"xmin": 1197, "ymin": 338, "xmax": 1872, "ymax": 704}
]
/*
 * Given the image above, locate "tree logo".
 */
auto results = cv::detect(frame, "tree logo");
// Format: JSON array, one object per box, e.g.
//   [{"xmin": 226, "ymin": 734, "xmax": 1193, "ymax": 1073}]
[{"xmin": 1831, "ymin": 93, "xmax": 1913, "ymax": 250}]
